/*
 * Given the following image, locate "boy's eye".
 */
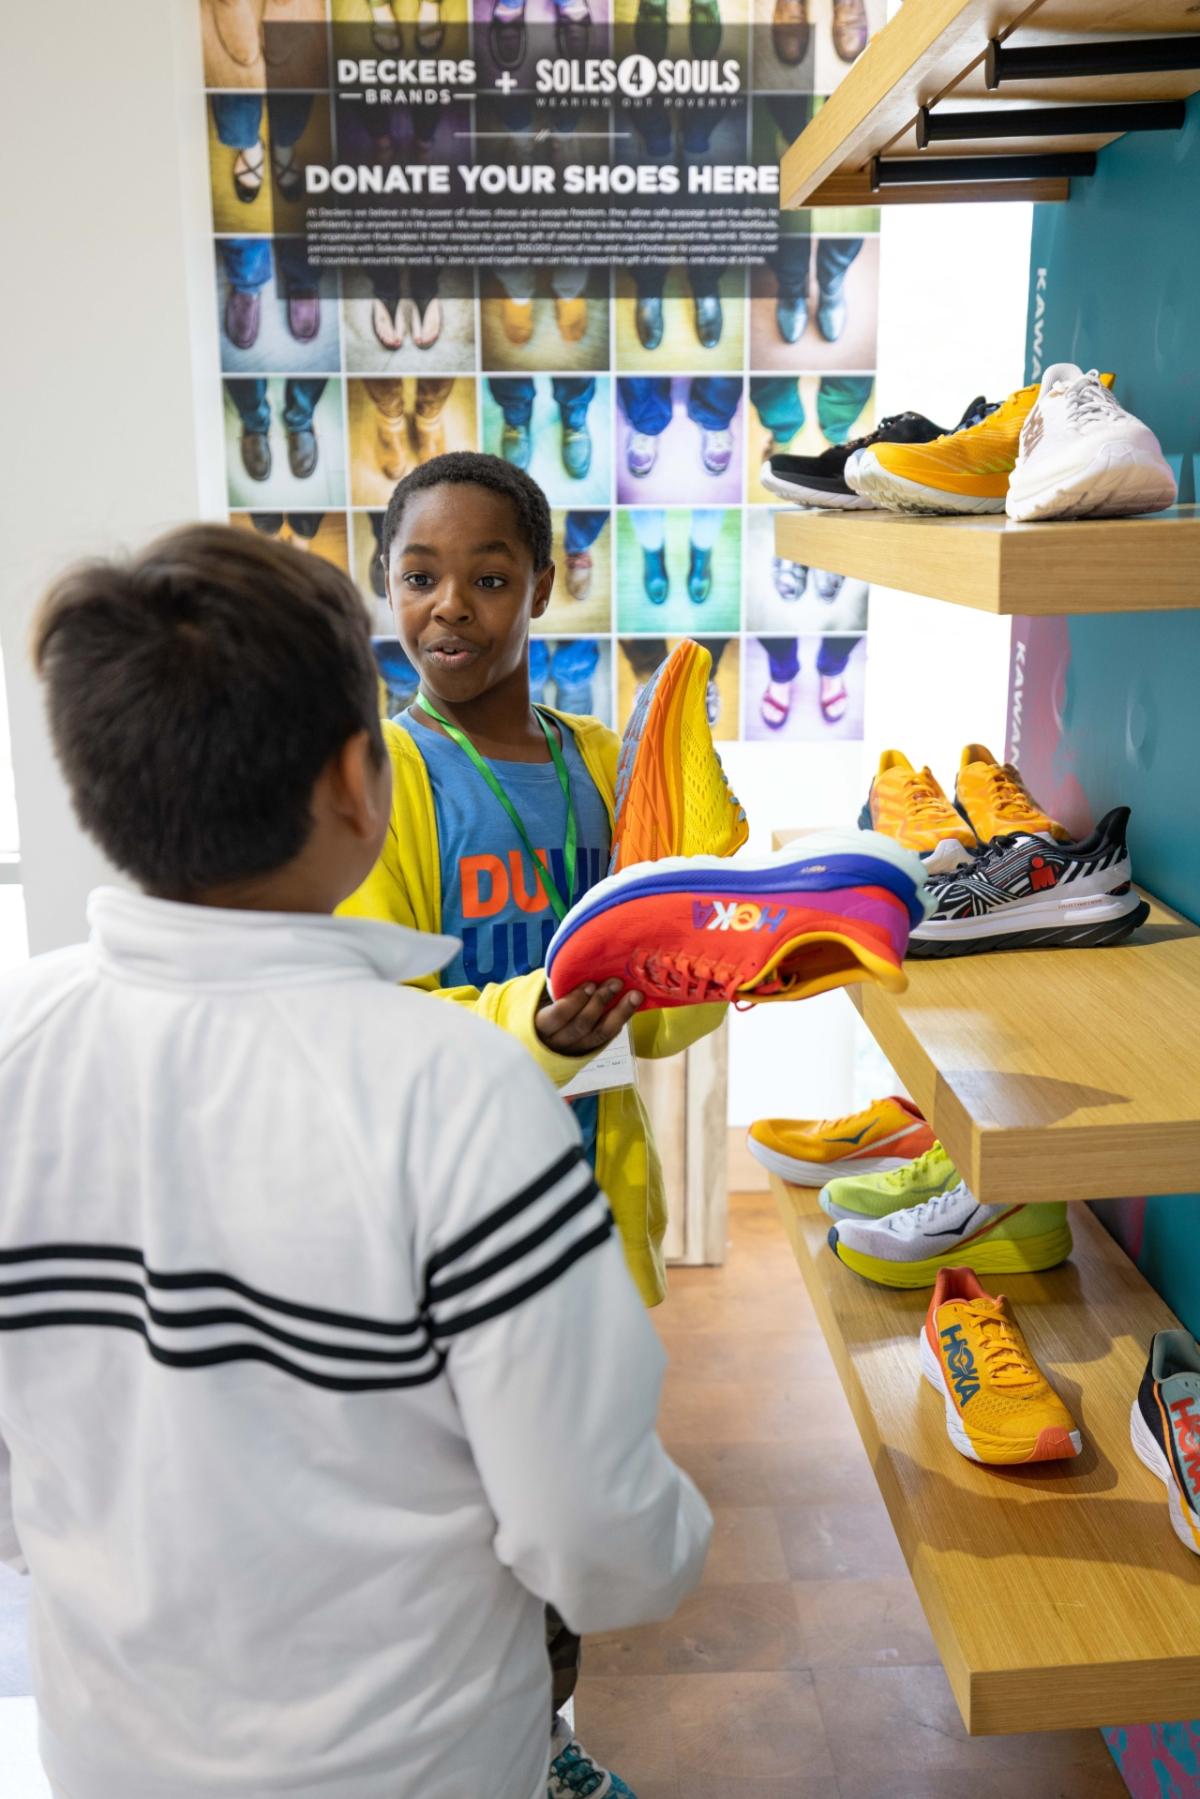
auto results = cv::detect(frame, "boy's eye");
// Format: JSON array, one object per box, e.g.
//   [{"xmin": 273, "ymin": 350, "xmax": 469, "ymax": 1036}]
[
  {"xmin": 401, "ymin": 570, "xmax": 434, "ymax": 589},
  {"xmin": 477, "ymin": 575, "xmax": 507, "ymax": 590}
]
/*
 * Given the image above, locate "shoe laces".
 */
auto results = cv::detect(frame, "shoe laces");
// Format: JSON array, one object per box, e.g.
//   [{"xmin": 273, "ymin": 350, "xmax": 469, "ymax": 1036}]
[
  {"xmin": 1064, "ymin": 370, "xmax": 1123, "ymax": 430},
  {"xmin": 629, "ymin": 949, "xmax": 747, "ymax": 1003},
  {"xmin": 981, "ymin": 763, "xmax": 1044, "ymax": 823},
  {"xmin": 899, "ymin": 769, "xmax": 957, "ymax": 824},
  {"xmin": 886, "ymin": 1182, "xmax": 968, "ymax": 1233},
  {"xmin": 881, "ymin": 1142, "xmax": 945, "ymax": 1190},
  {"xmin": 549, "ymin": 1741, "xmax": 607, "ymax": 1797},
  {"xmin": 966, "ymin": 1302, "xmax": 1038, "ymax": 1390}
]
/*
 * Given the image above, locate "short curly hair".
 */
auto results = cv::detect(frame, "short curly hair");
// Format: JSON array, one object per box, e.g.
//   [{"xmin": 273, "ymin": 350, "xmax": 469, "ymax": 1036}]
[{"xmin": 380, "ymin": 452, "xmax": 553, "ymax": 573}]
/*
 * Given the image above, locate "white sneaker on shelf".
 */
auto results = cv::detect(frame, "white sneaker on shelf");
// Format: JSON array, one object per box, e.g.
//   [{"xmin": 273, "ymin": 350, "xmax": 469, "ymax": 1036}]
[{"xmin": 1006, "ymin": 363, "xmax": 1177, "ymax": 522}]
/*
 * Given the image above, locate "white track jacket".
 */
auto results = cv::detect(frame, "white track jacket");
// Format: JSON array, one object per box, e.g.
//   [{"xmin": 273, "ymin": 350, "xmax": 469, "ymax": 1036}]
[{"xmin": 0, "ymin": 889, "xmax": 711, "ymax": 1799}]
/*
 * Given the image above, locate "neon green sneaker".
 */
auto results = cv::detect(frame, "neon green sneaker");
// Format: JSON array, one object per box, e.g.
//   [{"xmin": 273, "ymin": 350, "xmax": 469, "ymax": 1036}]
[{"xmin": 819, "ymin": 1141, "xmax": 958, "ymax": 1223}]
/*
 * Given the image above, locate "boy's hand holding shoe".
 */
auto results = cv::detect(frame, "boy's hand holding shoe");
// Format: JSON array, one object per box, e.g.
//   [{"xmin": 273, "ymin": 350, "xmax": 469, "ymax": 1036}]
[{"xmin": 537, "ymin": 977, "xmax": 642, "ymax": 1054}]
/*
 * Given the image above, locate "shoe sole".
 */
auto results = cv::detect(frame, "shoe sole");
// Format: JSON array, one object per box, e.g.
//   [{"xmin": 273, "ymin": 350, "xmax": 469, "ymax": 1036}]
[
  {"xmin": 1129, "ymin": 1399, "xmax": 1200, "ymax": 1555},
  {"xmin": 761, "ymin": 469, "xmax": 876, "ymax": 509},
  {"xmin": 747, "ymin": 1134, "xmax": 917, "ymax": 1186},
  {"xmin": 1006, "ymin": 442, "xmax": 1177, "ymax": 522},
  {"xmin": 920, "ymin": 1330, "xmax": 1081, "ymax": 1464},
  {"xmin": 910, "ymin": 891, "xmax": 1149, "ymax": 957},
  {"xmin": 829, "ymin": 1219, "xmax": 1073, "ymax": 1288},
  {"xmin": 853, "ymin": 451, "xmax": 1007, "ymax": 516}
]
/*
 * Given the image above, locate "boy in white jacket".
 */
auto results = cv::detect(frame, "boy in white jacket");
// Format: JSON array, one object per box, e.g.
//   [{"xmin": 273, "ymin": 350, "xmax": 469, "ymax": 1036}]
[{"xmin": 0, "ymin": 524, "xmax": 710, "ymax": 1799}]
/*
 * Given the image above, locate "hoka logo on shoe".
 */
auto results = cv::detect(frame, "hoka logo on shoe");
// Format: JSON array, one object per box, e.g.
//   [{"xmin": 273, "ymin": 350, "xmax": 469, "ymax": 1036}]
[
  {"xmin": 692, "ymin": 900, "xmax": 788, "ymax": 933},
  {"xmin": 1170, "ymin": 1395, "xmax": 1200, "ymax": 1491},
  {"xmin": 939, "ymin": 1324, "xmax": 980, "ymax": 1406}
]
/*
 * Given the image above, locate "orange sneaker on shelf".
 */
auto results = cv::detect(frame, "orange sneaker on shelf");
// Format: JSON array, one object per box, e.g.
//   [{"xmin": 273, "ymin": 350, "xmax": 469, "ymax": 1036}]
[
  {"xmin": 859, "ymin": 749, "xmax": 979, "ymax": 871},
  {"xmin": 546, "ymin": 830, "xmax": 931, "ymax": 1010},
  {"xmin": 746, "ymin": 1095, "xmax": 934, "ymax": 1186},
  {"xmin": 954, "ymin": 744, "xmax": 1070, "ymax": 844},
  {"xmin": 609, "ymin": 639, "xmax": 748, "ymax": 873}
]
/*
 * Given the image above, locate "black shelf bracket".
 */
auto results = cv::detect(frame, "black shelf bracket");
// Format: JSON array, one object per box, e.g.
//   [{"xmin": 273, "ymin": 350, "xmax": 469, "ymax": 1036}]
[
  {"xmin": 916, "ymin": 100, "xmax": 1187, "ymax": 148},
  {"xmin": 870, "ymin": 151, "xmax": 1097, "ymax": 190},
  {"xmin": 986, "ymin": 34, "xmax": 1200, "ymax": 88}
]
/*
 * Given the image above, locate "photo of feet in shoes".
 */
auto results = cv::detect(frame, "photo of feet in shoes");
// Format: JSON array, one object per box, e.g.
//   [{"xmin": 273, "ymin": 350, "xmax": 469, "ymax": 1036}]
[
  {"xmin": 200, "ymin": 0, "xmax": 328, "ymax": 89},
  {"xmin": 481, "ymin": 267, "xmax": 611, "ymax": 374},
  {"xmin": 616, "ymin": 377, "xmax": 745, "ymax": 506},
  {"xmin": 474, "ymin": 0, "xmax": 610, "ymax": 86},
  {"xmin": 747, "ymin": 374, "xmax": 875, "ymax": 503},
  {"xmin": 751, "ymin": 233, "xmax": 880, "ymax": 373},
  {"xmin": 229, "ymin": 509, "xmax": 352, "ymax": 574},
  {"xmin": 615, "ymin": 265, "xmax": 746, "ymax": 375},
  {"xmin": 206, "ymin": 92, "xmax": 332, "ymax": 235},
  {"xmin": 342, "ymin": 266, "xmax": 477, "ymax": 374},
  {"xmin": 744, "ymin": 631, "xmax": 867, "ymax": 742},
  {"xmin": 538, "ymin": 510, "xmax": 615, "ymax": 637},
  {"xmin": 617, "ymin": 634, "xmax": 741, "ymax": 740},
  {"xmin": 216, "ymin": 237, "xmax": 341, "ymax": 375},
  {"xmin": 617, "ymin": 508, "xmax": 742, "ymax": 634},
  {"xmin": 483, "ymin": 377, "xmax": 613, "ymax": 508},
  {"xmin": 347, "ymin": 377, "xmax": 477, "ymax": 506},
  {"xmin": 745, "ymin": 516, "xmax": 870, "ymax": 635},
  {"xmin": 331, "ymin": 0, "xmax": 472, "ymax": 61},
  {"xmin": 752, "ymin": 0, "xmax": 883, "ymax": 90},
  {"xmin": 223, "ymin": 377, "xmax": 347, "ymax": 507}
]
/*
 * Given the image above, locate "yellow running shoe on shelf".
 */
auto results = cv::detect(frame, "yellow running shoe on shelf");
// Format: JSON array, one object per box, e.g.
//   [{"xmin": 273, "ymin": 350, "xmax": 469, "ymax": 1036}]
[
  {"xmin": 848, "ymin": 376, "xmax": 1113, "ymax": 516},
  {"xmin": 954, "ymin": 743, "xmax": 1070, "ymax": 844},
  {"xmin": 827, "ymin": 1183, "xmax": 1072, "ymax": 1289},
  {"xmin": 747, "ymin": 1095, "xmax": 934, "ymax": 1186},
  {"xmin": 860, "ymin": 749, "xmax": 979, "ymax": 867},
  {"xmin": 921, "ymin": 1267, "xmax": 1082, "ymax": 1465},
  {"xmin": 819, "ymin": 1140, "xmax": 958, "ymax": 1222},
  {"xmin": 610, "ymin": 639, "xmax": 748, "ymax": 873}
]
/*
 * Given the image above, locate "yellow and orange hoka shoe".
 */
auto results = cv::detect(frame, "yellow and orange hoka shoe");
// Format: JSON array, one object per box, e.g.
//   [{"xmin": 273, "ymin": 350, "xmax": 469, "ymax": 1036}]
[
  {"xmin": 860, "ymin": 750, "xmax": 979, "ymax": 865},
  {"xmin": 921, "ymin": 1267, "xmax": 1082, "ymax": 1465},
  {"xmin": 849, "ymin": 377, "xmax": 1114, "ymax": 515},
  {"xmin": 610, "ymin": 639, "xmax": 748, "ymax": 873},
  {"xmin": 747, "ymin": 1095, "xmax": 934, "ymax": 1185},
  {"xmin": 955, "ymin": 744, "xmax": 1070, "ymax": 844}
]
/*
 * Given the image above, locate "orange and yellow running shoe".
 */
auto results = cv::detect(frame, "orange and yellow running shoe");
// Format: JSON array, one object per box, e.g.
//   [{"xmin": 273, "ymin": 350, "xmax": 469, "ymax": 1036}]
[
  {"xmin": 921, "ymin": 1267, "xmax": 1081, "ymax": 1465},
  {"xmin": 955, "ymin": 744, "xmax": 1070, "ymax": 844},
  {"xmin": 860, "ymin": 750, "xmax": 979, "ymax": 863},
  {"xmin": 747, "ymin": 1095, "xmax": 934, "ymax": 1185},
  {"xmin": 849, "ymin": 377, "xmax": 1114, "ymax": 515},
  {"xmin": 610, "ymin": 640, "xmax": 748, "ymax": 873}
]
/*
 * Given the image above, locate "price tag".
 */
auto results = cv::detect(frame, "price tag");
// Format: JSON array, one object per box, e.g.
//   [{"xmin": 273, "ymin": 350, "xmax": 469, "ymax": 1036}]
[{"xmin": 560, "ymin": 1026, "xmax": 636, "ymax": 1100}]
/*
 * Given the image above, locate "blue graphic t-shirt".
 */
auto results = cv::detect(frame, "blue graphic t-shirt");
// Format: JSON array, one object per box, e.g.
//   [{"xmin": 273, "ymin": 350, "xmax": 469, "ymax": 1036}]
[{"xmin": 397, "ymin": 710, "xmax": 612, "ymax": 1164}]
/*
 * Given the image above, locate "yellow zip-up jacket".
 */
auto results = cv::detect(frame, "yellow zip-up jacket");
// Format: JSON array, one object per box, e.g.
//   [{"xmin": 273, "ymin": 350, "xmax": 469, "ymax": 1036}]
[{"xmin": 338, "ymin": 710, "xmax": 722, "ymax": 1305}]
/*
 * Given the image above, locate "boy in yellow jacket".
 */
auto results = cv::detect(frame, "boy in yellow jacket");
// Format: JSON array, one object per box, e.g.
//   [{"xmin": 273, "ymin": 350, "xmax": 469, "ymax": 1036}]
[{"xmin": 340, "ymin": 451, "xmax": 719, "ymax": 1794}]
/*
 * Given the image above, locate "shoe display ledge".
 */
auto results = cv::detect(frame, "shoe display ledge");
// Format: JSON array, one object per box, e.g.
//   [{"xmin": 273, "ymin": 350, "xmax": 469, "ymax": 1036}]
[
  {"xmin": 771, "ymin": 1171, "xmax": 1200, "ymax": 1735},
  {"xmin": 773, "ymin": 506, "xmax": 1200, "ymax": 616},
  {"xmin": 772, "ymin": 832, "xmax": 1200, "ymax": 1208}
]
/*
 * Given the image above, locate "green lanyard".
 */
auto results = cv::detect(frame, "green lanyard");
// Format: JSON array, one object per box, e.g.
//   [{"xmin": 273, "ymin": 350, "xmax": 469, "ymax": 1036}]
[{"xmin": 414, "ymin": 694, "xmax": 578, "ymax": 924}]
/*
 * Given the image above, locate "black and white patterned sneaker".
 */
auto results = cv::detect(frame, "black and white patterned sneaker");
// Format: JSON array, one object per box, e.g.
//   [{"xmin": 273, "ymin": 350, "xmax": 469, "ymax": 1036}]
[{"xmin": 909, "ymin": 806, "xmax": 1149, "ymax": 957}]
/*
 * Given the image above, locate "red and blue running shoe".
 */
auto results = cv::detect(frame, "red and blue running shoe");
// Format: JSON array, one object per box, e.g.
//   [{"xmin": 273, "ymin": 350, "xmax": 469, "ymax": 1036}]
[
  {"xmin": 1131, "ymin": 1330, "xmax": 1200, "ymax": 1557},
  {"xmin": 546, "ymin": 830, "xmax": 930, "ymax": 1008}
]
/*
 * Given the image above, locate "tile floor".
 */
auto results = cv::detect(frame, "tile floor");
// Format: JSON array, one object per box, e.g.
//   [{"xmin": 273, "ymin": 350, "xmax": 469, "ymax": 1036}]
[
  {"xmin": 0, "ymin": 1193, "xmax": 1129, "ymax": 1798},
  {"xmin": 574, "ymin": 1191, "xmax": 1130, "ymax": 1799}
]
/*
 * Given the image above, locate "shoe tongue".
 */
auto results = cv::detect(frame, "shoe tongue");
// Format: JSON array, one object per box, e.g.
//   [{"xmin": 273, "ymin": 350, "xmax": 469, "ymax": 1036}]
[{"xmin": 1041, "ymin": 361, "xmax": 1085, "ymax": 393}]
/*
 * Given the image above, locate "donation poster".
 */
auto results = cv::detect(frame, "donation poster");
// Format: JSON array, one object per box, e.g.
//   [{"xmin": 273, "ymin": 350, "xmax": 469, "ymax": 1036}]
[{"xmin": 201, "ymin": 0, "xmax": 883, "ymax": 743}]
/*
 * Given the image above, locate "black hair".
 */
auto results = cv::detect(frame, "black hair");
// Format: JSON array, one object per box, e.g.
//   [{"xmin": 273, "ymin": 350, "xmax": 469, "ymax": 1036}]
[
  {"xmin": 380, "ymin": 451, "xmax": 553, "ymax": 573},
  {"xmin": 33, "ymin": 523, "xmax": 385, "ymax": 900}
]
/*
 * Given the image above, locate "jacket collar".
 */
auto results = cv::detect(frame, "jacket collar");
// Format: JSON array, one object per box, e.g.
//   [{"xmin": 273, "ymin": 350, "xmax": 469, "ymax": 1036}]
[{"xmin": 87, "ymin": 887, "xmax": 458, "ymax": 989}]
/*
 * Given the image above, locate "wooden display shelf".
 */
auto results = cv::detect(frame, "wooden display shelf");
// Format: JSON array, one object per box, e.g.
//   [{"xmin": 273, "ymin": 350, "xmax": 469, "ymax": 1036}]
[
  {"xmin": 770, "ymin": 1172, "xmax": 1200, "ymax": 1734},
  {"xmin": 777, "ymin": 837, "xmax": 1200, "ymax": 1207},
  {"xmin": 781, "ymin": 0, "xmax": 1200, "ymax": 210},
  {"xmin": 772, "ymin": 506, "xmax": 1200, "ymax": 616}
]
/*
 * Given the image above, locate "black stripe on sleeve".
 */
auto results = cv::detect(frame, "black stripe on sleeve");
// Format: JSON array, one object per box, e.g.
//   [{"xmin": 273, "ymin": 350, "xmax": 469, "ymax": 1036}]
[
  {"xmin": 424, "ymin": 1146, "xmax": 585, "ymax": 1282},
  {"xmin": 428, "ymin": 1212, "xmax": 614, "ymax": 1340},
  {"xmin": 424, "ymin": 1178, "xmax": 602, "ymax": 1306}
]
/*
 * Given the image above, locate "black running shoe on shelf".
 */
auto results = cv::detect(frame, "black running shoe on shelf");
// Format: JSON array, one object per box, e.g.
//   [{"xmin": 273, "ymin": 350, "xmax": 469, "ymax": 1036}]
[
  {"xmin": 908, "ymin": 806, "xmax": 1150, "ymax": 957},
  {"xmin": 762, "ymin": 397, "xmax": 989, "ymax": 511},
  {"xmin": 1131, "ymin": 1330, "xmax": 1200, "ymax": 1557}
]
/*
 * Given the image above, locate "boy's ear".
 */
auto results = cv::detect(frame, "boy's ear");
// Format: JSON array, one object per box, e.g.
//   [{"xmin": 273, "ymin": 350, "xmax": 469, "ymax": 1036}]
[
  {"xmin": 531, "ymin": 562, "xmax": 555, "ymax": 619},
  {"xmin": 328, "ymin": 730, "xmax": 391, "ymax": 841}
]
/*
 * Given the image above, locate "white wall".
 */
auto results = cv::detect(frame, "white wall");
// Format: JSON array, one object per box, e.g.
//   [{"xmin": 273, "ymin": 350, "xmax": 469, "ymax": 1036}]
[
  {"xmin": 0, "ymin": 0, "xmax": 222, "ymax": 955},
  {"xmin": 725, "ymin": 200, "xmax": 1033, "ymax": 1127}
]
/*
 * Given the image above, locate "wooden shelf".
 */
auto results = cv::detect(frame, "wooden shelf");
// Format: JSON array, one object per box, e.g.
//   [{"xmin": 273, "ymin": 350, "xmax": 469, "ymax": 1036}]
[
  {"xmin": 770, "ymin": 1172, "xmax": 1200, "ymax": 1733},
  {"xmin": 772, "ymin": 506, "xmax": 1200, "ymax": 616},
  {"xmin": 775, "ymin": 844, "xmax": 1200, "ymax": 1207},
  {"xmin": 782, "ymin": 0, "xmax": 1200, "ymax": 210}
]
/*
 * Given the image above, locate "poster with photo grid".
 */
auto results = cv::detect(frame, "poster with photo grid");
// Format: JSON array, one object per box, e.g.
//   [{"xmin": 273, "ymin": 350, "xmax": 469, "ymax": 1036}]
[{"xmin": 201, "ymin": 0, "xmax": 882, "ymax": 744}]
